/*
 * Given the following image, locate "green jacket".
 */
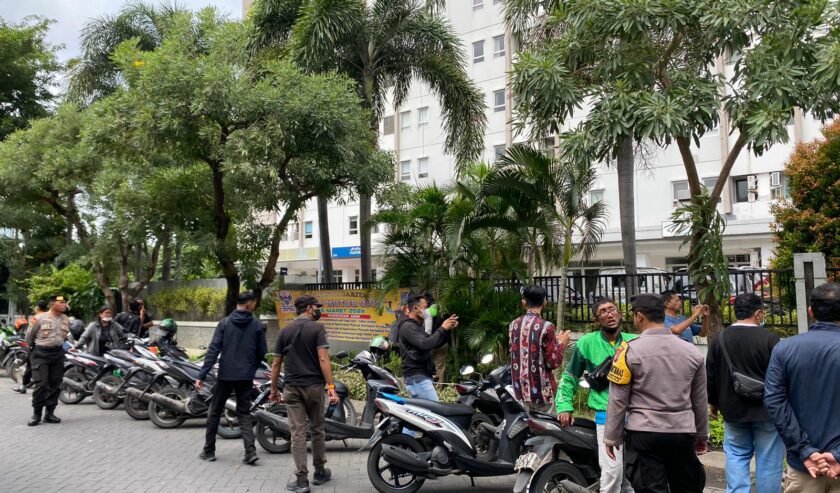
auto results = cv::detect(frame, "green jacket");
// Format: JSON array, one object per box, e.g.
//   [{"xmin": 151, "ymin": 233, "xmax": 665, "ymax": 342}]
[{"xmin": 555, "ymin": 330, "xmax": 637, "ymax": 413}]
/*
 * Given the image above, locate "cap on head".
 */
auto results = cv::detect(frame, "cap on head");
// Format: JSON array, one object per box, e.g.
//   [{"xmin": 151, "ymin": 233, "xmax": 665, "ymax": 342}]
[
  {"xmin": 294, "ymin": 295, "xmax": 322, "ymax": 311},
  {"xmin": 236, "ymin": 290, "xmax": 257, "ymax": 304}
]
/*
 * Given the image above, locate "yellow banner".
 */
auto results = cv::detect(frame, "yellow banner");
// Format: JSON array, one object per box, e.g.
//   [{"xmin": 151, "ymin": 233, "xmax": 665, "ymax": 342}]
[{"xmin": 273, "ymin": 289, "xmax": 410, "ymax": 343}]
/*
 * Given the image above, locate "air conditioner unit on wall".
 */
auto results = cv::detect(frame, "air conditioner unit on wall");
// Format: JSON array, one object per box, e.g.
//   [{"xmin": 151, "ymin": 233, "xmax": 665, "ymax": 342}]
[
  {"xmin": 770, "ymin": 171, "xmax": 781, "ymax": 188},
  {"xmin": 748, "ymin": 191, "xmax": 758, "ymax": 202},
  {"xmin": 747, "ymin": 174, "xmax": 758, "ymax": 191}
]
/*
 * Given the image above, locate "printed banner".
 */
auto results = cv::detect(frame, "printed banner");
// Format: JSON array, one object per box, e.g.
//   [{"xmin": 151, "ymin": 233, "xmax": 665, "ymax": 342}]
[{"xmin": 273, "ymin": 288, "xmax": 410, "ymax": 343}]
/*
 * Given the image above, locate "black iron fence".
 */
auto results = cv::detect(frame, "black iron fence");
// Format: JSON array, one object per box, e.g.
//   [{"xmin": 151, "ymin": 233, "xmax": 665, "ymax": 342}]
[{"xmin": 303, "ymin": 269, "xmax": 799, "ymax": 330}]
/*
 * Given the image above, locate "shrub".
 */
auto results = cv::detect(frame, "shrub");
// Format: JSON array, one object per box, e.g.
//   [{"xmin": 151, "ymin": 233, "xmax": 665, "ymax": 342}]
[
  {"xmin": 147, "ymin": 287, "xmax": 226, "ymax": 321},
  {"xmin": 26, "ymin": 263, "xmax": 105, "ymax": 319},
  {"xmin": 709, "ymin": 413, "xmax": 725, "ymax": 448}
]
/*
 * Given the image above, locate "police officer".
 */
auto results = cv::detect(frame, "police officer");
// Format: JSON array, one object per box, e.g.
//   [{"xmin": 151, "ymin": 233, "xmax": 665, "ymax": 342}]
[
  {"xmin": 24, "ymin": 295, "xmax": 72, "ymax": 426},
  {"xmin": 603, "ymin": 293, "xmax": 709, "ymax": 493}
]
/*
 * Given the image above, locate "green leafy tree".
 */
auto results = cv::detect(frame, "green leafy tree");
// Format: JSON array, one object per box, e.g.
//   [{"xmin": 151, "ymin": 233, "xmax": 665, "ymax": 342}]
[
  {"xmin": 250, "ymin": 0, "xmax": 487, "ymax": 282},
  {"xmin": 97, "ymin": 11, "xmax": 389, "ymax": 312},
  {"xmin": 506, "ymin": 0, "xmax": 840, "ymax": 336},
  {"xmin": 0, "ymin": 15, "xmax": 60, "ymax": 141},
  {"xmin": 772, "ymin": 118, "xmax": 840, "ymax": 268}
]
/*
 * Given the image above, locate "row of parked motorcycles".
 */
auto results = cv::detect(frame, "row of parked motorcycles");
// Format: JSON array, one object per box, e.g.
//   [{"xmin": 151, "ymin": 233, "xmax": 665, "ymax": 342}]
[{"xmin": 1, "ymin": 325, "xmax": 601, "ymax": 493}]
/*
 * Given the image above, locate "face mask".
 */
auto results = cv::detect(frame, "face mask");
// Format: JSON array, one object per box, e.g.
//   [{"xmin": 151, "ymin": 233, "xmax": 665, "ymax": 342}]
[
  {"xmin": 312, "ymin": 308, "xmax": 322, "ymax": 321},
  {"xmin": 422, "ymin": 308, "xmax": 431, "ymax": 319},
  {"xmin": 602, "ymin": 324, "xmax": 619, "ymax": 335},
  {"xmin": 101, "ymin": 317, "xmax": 113, "ymax": 323}
]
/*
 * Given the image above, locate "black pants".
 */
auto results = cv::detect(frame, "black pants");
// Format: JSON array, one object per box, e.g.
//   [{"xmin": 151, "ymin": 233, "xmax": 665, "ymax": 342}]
[
  {"xmin": 624, "ymin": 430, "xmax": 705, "ymax": 493},
  {"xmin": 203, "ymin": 380, "xmax": 255, "ymax": 454},
  {"xmin": 30, "ymin": 348, "xmax": 65, "ymax": 412}
]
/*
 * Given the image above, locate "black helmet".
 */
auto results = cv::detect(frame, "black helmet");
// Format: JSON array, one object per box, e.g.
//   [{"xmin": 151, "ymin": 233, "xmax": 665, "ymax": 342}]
[{"xmin": 69, "ymin": 319, "xmax": 85, "ymax": 340}]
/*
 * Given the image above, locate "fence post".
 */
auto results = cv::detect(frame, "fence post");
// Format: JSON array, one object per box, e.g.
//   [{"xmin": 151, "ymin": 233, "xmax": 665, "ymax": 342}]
[{"xmin": 794, "ymin": 252, "xmax": 827, "ymax": 334}]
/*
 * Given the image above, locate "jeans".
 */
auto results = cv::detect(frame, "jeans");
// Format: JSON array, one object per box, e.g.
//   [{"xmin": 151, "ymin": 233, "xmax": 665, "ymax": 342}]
[
  {"xmin": 724, "ymin": 420, "xmax": 785, "ymax": 493},
  {"xmin": 203, "ymin": 379, "xmax": 255, "ymax": 456},
  {"xmin": 285, "ymin": 384, "xmax": 327, "ymax": 479},
  {"xmin": 403, "ymin": 375, "xmax": 438, "ymax": 435},
  {"xmin": 596, "ymin": 424, "xmax": 634, "ymax": 493}
]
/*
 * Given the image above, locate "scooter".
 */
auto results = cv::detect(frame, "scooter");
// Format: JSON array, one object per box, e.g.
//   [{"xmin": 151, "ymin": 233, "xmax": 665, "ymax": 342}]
[
  {"xmin": 253, "ymin": 349, "xmax": 398, "ymax": 453},
  {"xmin": 60, "ymin": 350, "xmax": 114, "ymax": 404},
  {"xmin": 512, "ymin": 410, "xmax": 600, "ymax": 493},
  {"xmin": 363, "ymin": 364, "xmax": 531, "ymax": 493},
  {"xmin": 455, "ymin": 353, "xmax": 503, "ymax": 460}
]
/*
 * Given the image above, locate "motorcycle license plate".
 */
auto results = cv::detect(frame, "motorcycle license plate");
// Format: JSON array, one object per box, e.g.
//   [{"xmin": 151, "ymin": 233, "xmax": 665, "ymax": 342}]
[{"xmin": 514, "ymin": 452, "xmax": 539, "ymax": 471}]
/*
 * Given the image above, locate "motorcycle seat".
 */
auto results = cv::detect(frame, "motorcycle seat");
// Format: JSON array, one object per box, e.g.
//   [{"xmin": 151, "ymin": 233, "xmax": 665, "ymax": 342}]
[
  {"xmin": 402, "ymin": 398, "xmax": 474, "ymax": 417},
  {"xmin": 78, "ymin": 353, "xmax": 110, "ymax": 364},
  {"xmin": 572, "ymin": 417, "xmax": 596, "ymax": 430}
]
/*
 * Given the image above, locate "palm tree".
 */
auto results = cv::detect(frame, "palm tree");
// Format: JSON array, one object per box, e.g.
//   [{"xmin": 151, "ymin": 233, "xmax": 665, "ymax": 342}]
[
  {"xmin": 67, "ymin": 1, "xmax": 187, "ymax": 104},
  {"xmin": 250, "ymin": 0, "xmax": 487, "ymax": 282},
  {"xmin": 485, "ymin": 145, "xmax": 607, "ymax": 330}
]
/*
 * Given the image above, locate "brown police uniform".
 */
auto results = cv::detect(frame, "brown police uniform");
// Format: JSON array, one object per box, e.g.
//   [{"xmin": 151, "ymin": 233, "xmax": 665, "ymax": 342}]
[{"xmin": 25, "ymin": 313, "xmax": 70, "ymax": 420}]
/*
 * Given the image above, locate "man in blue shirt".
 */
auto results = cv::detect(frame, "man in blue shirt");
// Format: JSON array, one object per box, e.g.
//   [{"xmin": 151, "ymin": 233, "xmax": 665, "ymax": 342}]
[
  {"xmin": 661, "ymin": 290, "xmax": 708, "ymax": 343},
  {"xmin": 765, "ymin": 282, "xmax": 840, "ymax": 490}
]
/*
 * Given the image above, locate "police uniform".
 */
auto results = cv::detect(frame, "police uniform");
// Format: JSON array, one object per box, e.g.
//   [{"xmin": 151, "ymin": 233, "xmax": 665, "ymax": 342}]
[
  {"xmin": 25, "ymin": 310, "xmax": 70, "ymax": 425},
  {"xmin": 603, "ymin": 308, "xmax": 708, "ymax": 492}
]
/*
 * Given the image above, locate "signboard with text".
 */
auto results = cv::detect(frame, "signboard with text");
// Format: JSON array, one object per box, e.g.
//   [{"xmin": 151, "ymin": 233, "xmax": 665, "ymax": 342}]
[{"xmin": 273, "ymin": 288, "xmax": 409, "ymax": 343}]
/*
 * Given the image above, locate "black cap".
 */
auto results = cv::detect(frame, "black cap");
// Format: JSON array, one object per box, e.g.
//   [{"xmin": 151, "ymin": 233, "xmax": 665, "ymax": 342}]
[
  {"xmin": 629, "ymin": 293, "xmax": 664, "ymax": 312},
  {"xmin": 294, "ymin": 295, "xmax": 323, "ymax": 310},
  {"xmin": 237, "ymin": 290, "xmax": 257, "ymax": 304}
]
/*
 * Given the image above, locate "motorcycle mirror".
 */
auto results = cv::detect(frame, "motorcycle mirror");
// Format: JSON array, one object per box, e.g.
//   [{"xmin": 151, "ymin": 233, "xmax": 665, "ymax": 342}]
[
  {"xmin": 460, "ymin": 364, "xmax": 475, "ymax": 376},
  {"xmin": 335, "ymin": 350, "xmax": 349, "ymax": 359},
  {"xmin": 480, "ymin": 353, "xmax": 494, "ymax": 365},
  {"xmin": 579, "ymin": 377, "xmax": 590, "ymax": 389}
]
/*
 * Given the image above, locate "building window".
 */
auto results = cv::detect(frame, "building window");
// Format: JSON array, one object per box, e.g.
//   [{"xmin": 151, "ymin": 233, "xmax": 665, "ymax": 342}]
[
  {"xmin": 400, "ymin": 110, "xmax": 411, "ymax": 129},
  {"xmin": 588, "ymin": 189, "xmax": 605, "ymax": 206},
  {"xmin": 733, "ymin": 176, "xmax": 752, "ymax": 203},
  {"xmin": 355, "ymin": 269, "xmax": 360, "ymax": 282},
  {"xmin": 281, "ymin": 222, "xmax": 298, "ymax": 241},
  {"xmin": 493, "ymin": 144, "xmax": 506, "ymax": 163},
  {"xmin": 334, "ymin": 270, "xmax": 343, "ymax": 283},
  {"xmin": 672, "ymin": 181, "xmax": 691, "ymax": 205},
  {"xmin": 383, "ymin": 115, "xmax": 394, "ymax": 135},
  {"xmin": 726, "ymin": 254, "xmax": 751, "ymax": 268},
  {"xmin": 493, "ymin": 0, "xmax": 502, "ymax": 4},
  {"xmin": 418, "ymin": 157, "xmax": 429, "ymax": 178},
  {"xmin": 493, "ymin": 35, "xmax": 505, "ymax": 58},
  {"xmin": 304, "ymin": 221, "xmax": 313, "ymax": 239},
  {"xmin": 400, "ymin": 160, "xmax": 411, "ymax": 182},
  {"xmin": 473, "ymin": 41, "xmax": 485, "ymax": 63},
  {"xmin": 349, "ymin": 215, "xmax": 358, "ymax": 235},
  {"xmin": 473, "ymin": 0, "xmax": 484, "ymax": 10},
  {"xmin": 417, "ymin": 107, "xmax": 429, "ymax": 127},
  {"xmin": 493, "ymin": 89, "xmax": 505, "ymax": 112},
  {"xmin": 371, "ymin": 269, "xmax": 378, "ymax": 282}
]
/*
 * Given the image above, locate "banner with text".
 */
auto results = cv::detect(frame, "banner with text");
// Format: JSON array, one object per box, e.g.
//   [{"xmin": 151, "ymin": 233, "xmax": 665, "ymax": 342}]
[{"xmin": 273, "ymin": 289, "xmax": 410, "ymax": 342}]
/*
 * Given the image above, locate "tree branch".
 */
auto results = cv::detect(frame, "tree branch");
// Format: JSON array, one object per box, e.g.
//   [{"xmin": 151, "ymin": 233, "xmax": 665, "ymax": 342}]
[
  {"xmin": 711, "ymin": 132, "xmax": 748, "ymax": 200},
  {"xmin": 676, "ymin": 136, "xmax": 702, "ymax": 195}
]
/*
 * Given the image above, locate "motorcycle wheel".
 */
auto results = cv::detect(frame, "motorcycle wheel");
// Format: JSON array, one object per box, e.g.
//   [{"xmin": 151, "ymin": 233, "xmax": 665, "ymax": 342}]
[
  {"xmin": 217, "ymin": 407, "xmax": 243, "ymax": 439},
  {"xmin": 93, "ymin": 375, "xmax": 123, "ymax": 410},
  {"xmin": 59, "ymin": 367, "xmax": 88, "ymax": 404},
  {"xmin": 148, "ymin": 386, "xmax": 188, "ymax": 429},
  {"xmin": 367, "ymin": 433, "xmax": 426, "ymax": 493},
  {"xmin": 529, "ymin": 461, "xmax": 588, "ymax": 493},
  {"xmin": 468, "ymin": 412, "xmax": 494, "ymax": 461},
  {"xmin": 332, "ymin": 398, "xmax": 357, "ymax": 425},
  {"xmin": 255, "ymin": 404, "xmax": 291, "ymax": 454},
  {"xmin": 124, "ymin": 383, "xmax": 157, "ymax": 420},
  {"xmin": 6, "ymin": 353, "xmax": 26, "ymax": 383}
]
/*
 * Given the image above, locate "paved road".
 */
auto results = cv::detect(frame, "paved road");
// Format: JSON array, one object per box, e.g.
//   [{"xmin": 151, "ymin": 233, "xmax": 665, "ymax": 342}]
[{"xmin": 0, "ymin": 380, "xmax": 726, "ymax": 492}]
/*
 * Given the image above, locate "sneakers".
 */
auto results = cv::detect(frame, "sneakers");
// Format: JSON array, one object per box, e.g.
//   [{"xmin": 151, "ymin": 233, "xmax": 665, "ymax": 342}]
[
  {"xmin": 312, "ymin": 468, "xmax": 332, "ymax": 485},
  {"xmin": 199, "ymin": 451, "xmax": 216, "ymax": 462},
  {"xmin": 243, "ymin": 452, "xmax": 259, "ymax": 465},
  {"xmin": 286, "ymin": 477, "xmax": 310, "ymax": 493},
  {"xmin": 12, "ymin": 384, "xmax": 26, "ymax": 394}
]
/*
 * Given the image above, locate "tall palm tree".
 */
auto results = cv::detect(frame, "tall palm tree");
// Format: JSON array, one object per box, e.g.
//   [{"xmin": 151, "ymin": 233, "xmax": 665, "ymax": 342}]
[
  {"xmin": 485, "ymin": 145, "xmax": 607, "ymax": 330},
  {"xmin": 66, "ymin": 1, "xmax": 187, "ymax": 105},
  {"xmin": 250, "ymin": 0, "xmax": 487, "ymax": 282}
]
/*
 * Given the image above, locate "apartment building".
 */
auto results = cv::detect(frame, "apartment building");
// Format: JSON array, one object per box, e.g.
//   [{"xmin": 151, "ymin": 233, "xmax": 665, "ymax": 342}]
[{"xmin": 244, "ymin": 0, "xmax": 818, "ymax": 282}]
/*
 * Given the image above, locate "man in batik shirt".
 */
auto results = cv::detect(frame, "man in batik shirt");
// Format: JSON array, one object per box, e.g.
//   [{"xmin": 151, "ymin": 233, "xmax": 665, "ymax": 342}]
[{"xmin": 509, "ymin": 285, "xmax": 571, "ymax": 413}]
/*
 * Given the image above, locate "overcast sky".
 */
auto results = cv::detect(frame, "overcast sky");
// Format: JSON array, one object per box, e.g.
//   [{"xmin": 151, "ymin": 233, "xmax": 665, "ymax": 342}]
[{"xmin": 1, "ymin": 0, "xmax": 243, "ymax": 63}]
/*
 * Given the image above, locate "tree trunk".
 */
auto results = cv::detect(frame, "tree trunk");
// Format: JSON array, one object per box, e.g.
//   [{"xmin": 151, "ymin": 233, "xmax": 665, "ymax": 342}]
[
  {"xmin": 134, "ymin": 243, "xmax": 143, "ymax": 281},
  {"xmin": 161, "ymin": 233, "xmax": 172, "ymax": 281},
  {"xmin": 317, "ymin": 195, "xmax": 334, "ymax": 283},
  {"xmin": 254, "ymin": 205, "xmax": 302, "ymax": 311},
  {"xmin": 616, "ymin": 136, "xmax": 639, "ymax": 298},
  {"xmin": 360, "ymin": 193, "xmax": 372, "ymax": 282},
  {"xmin": 557, "ymin": 266, "xmax": 568, "ymax": 331},
  {"xmin": 221, "ymin": 260, "xmax": 241, "ymax": 315}
]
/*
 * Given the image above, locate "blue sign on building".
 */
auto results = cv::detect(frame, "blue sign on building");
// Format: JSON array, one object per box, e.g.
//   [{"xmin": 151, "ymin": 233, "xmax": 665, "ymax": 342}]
[{"xmin": 332, "ymin": 246, "xmax": 361, "ymax": 258}]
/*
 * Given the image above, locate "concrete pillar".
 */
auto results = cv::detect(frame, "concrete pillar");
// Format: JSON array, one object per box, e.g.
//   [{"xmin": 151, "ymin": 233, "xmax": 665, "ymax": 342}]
[{"xmin": 794, "ymin": 253, "xmax": 827, "ymax": 334}]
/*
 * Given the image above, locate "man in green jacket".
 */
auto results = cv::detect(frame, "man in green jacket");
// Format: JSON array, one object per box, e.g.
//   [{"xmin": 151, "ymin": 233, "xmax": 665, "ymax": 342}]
[{"xmin": 556, "ymin": 298, "xmax": 637, "ymax": 493}]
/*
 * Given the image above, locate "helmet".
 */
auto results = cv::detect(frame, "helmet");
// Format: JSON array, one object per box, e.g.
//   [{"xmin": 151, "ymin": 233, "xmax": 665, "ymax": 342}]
[
  {"xmin": 69, "ymin": 319, "xmax": 85, "ymax": 340},
  {"xmin": 369, "ymin": 335, "xmax": 390, "ymax": 354},
  {"xmin": 159, "ymin": 318, "xmax": 178, "ymax": 335}
]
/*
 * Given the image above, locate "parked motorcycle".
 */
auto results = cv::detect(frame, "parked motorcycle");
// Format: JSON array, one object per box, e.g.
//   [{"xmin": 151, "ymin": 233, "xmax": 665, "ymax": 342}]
[
  {"xmin": 2, "ymin": 337, "xmax": 29, "ymax": 383},
  {"xmin": 363, "ymin": 364, "xmax": 530, "ymax": 493},
  {"xmin": 455, "ymin": 353, "xmax": 502, "ymax": 460},
  {"xmin": 60, "ymin": 350, "xmax": 114, "ymax": 404},
  {"xmin": 512, "ymin": 411, "xmax": 600, "ymax": 493},
  {"xmin": 253, "ymin": 349, "xmax": 399, "ymax": 453}
]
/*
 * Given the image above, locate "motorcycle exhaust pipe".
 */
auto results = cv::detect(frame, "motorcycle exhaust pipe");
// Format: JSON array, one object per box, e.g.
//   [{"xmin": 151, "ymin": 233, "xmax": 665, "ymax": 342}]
[
  {"xmin": 254, "ymin": 410, "xmax": 291, "ymax": 434},
  {"xmin": 125, "ymin": 387, "xmax": 152, "ymax": 402},
  {"xmin": 558, "ymin": 480, "xmax": 594, "ymax": 493},
  {"xmin": 380, "ymin": 444, "xmax": 432, "ymax": 474},
  {"xmin": 224, "ymin": 397, "xmax": 238, "ymax": 413},
  {"xmin": 148, "ymin": 393, "xmax": 188, "ymax": 414},
  {"xmin": 62, "ymin": 377, "xmax": 88, "ymax": 392},
  {"xmin": 95, "ymin": 380, "xmax": 118, "ymax": 395}
]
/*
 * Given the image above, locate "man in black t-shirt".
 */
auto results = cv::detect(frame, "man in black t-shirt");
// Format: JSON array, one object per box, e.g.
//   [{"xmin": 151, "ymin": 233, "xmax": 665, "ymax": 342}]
[
  {"xmin": 114, "ymin": 298, "xmax": 153, "ymax": 339},
  {"xmin": 270, "ymin": 295, "xmax": 338, "ymax": 493}
]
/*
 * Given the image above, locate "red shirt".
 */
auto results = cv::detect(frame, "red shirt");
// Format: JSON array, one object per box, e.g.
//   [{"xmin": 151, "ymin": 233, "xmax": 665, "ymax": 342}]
[{"xmin": 509, "ymin": 312, "xmax": 565, "ymax": 405}]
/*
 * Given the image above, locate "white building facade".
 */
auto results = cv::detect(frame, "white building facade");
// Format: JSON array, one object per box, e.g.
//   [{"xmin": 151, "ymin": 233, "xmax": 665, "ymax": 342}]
[{"xmin": 244, "ymin": 0, "xmax": 817, "ymax": 283}]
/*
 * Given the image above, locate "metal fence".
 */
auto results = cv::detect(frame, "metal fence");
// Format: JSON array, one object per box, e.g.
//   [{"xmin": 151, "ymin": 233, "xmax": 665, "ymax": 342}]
[{"xmin": 304, "ymin": 281, "xmax": 378, "ymax": 291}]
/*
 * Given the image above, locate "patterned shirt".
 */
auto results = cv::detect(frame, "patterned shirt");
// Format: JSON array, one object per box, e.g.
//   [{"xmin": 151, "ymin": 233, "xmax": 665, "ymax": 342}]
[{"xmin": 509, "ymin": 311, "xmax": 566, "ymax": 405}]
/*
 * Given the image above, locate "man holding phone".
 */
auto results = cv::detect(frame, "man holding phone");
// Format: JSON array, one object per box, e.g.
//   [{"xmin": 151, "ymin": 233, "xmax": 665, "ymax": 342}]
[{"xmin": 397, "ymin": 293, "xmax": 458, "ymax": 401}]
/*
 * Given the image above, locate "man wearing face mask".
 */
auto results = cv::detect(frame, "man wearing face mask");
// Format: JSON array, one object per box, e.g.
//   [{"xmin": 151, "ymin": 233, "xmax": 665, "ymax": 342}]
[
  {"xmin": 271, "ymin": 295, "xmax": 338, "ymax": 493},
  {"xmin": 398, "ymin": 293, "xmax": 458, "ymax": 401},
  {"xmin": 555, "ymin": 297, "xmax": 636, "ymax": 493}
]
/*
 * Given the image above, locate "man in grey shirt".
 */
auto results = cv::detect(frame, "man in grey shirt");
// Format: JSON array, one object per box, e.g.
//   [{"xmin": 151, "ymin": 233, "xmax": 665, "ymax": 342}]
[{"xmin": 604, "ymin": 293, "xmax": 709, "ymax": 493}]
